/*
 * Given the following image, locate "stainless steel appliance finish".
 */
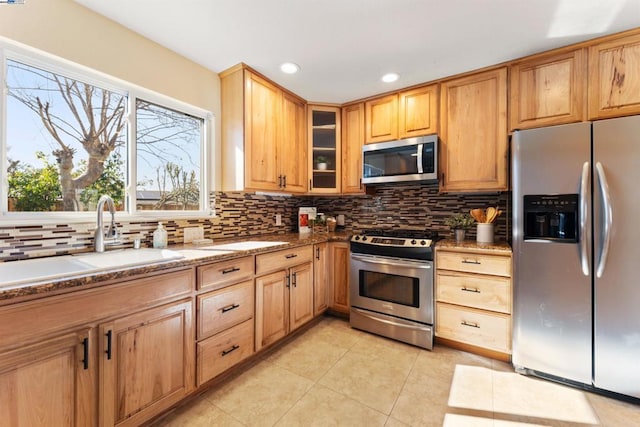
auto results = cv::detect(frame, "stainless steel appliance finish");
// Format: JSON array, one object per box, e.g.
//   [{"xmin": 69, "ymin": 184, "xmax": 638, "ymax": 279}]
[
  {"xmin": 349, "ymin": 230, "xmax": 436, "ymax": 350},
  {"xmin": 512, "ymin": 116, "xmax": 640, "ymax": 399},
  {"xmin": 362, "ymin": 135, "xmax": 438, "ymax": 185}
]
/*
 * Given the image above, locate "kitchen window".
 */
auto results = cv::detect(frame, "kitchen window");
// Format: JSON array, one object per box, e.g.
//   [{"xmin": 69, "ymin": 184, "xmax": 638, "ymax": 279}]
[{"xmin": 0, "ymin": 45, "xmax": 212, "ymax": 220}]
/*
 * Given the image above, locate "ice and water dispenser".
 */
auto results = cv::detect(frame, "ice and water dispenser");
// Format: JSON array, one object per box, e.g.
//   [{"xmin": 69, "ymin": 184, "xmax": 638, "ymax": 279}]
[{"xmin": 523, "ymin": 194, "xmax": 579, "ymax": 242}]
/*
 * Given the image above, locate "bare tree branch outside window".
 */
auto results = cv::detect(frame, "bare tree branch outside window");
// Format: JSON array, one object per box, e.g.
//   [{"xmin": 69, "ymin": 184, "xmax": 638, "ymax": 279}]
[{"xmin": 5, "ymin": 60, "xmax": 204, "ymax": 212}]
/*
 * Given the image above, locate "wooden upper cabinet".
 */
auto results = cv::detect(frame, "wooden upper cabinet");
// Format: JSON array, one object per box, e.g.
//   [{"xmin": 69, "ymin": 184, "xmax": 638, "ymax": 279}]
[
  {"xmin": 220, "ymin": 65, "xmax": 307, "ymax": 193},
  {"xmin": 244, "ymin": 72, "xmax": 281, "ymax": 191},
  {"xmin": 281, "ymin": 93, "xmax": 308, "ymax": 193},
  {"xmin": 341, "ymin": 102, "xmax": 365, "ymax": 194},
  {"xmin": 588, "ymin": 32, "xmax": 640, "ymax": 119},
  {"xmin": 510, "ymin": 49, "xmax": 586, "ymax": 130},
  {"xmin": 398, "ymin": 85, "xmax": 439, "ymax": 138},
  {"xmin": 365, "ymin": 94, "xmax": 398, "ymax": 143},
  {"xmin": 440, "ymin": 67, "xmax": 508, "ymax": 192},
  {"xmin": 365, "ymin": 86, "xmax": 438, "ymax": 144},
  {"xmin": 308, "ymin": 105, "xmax": 341, "ymax": 194}
]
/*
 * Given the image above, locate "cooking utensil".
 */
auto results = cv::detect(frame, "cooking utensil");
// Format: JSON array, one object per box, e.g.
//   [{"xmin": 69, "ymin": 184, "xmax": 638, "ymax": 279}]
[
  {"xmin": 470, "ymin": 208, "xmax": 484, "ymax": 223},
  {"xmin": 486, "ymin": 207, "xmax": 497, "ymax": 223}
]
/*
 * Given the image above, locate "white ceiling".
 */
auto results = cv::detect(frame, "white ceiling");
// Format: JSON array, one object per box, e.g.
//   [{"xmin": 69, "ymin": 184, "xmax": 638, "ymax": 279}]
[{"xmin": 75, "ymin": 0, "xmax": 640, "ymax": 104}]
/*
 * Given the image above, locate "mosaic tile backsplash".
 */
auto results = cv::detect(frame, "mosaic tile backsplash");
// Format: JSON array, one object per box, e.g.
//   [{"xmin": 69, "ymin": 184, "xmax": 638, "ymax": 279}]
[{"xmin": 0, "ymin": 183, "xmax": 510, "ymax": 261}]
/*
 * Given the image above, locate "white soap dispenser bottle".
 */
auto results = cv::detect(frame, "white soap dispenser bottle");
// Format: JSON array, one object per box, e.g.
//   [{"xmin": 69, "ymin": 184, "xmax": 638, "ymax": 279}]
[{"xmin": 153, "ymin": 222, "xmax": 168, "ymax": 249}]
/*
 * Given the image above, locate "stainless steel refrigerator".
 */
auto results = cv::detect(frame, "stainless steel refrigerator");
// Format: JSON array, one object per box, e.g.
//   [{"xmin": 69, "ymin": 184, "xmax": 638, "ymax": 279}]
[{"xmin": 512, "ymin": 115, "xmax": 640, "ymax": 400}]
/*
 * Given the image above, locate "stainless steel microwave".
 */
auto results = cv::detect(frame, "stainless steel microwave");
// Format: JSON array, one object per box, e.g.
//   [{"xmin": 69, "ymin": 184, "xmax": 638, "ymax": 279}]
[{"xmin": 362, "ymin": 135, "xmax": 438, "ymax": 185}]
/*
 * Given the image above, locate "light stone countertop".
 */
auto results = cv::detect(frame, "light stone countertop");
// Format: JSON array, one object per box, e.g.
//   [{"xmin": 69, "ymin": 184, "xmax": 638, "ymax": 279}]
[
  {"xmin": 436, "ymin": 239, "xmax": 512, "ymax": 255},
  {"xmin": 0, "ymin": 231, "xmax": 352, "ymax": 305}
]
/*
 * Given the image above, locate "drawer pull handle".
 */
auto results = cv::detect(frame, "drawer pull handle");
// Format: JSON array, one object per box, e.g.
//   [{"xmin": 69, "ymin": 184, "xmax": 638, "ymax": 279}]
[
  {"xmin": 461, "ymin": 287, "xmax": 480, "ymax": 293},
  {"xmin": 461, "ymin": 320, "xmax": 480, "ymax": 328},
  {"xmin": 221, "ymin": 344, "xmax": 240, "ymax": 357},
  {"xmin": 221, "ymin": 303, "xmax": 240, "ymax": 313},
  {"xmin": 222, "ymin": 267, "xmax": 240, "ymax": 274},
  {"xmin": 285, "ymin": 254, "xmax": 298, "ymax": 259},
  {"xmin": 461, "ymin": 259, "xmax": 481, "ymax": 265}
]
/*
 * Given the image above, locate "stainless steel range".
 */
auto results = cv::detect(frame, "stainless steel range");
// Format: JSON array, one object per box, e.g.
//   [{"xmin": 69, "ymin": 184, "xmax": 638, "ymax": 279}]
[{"xmin": 349, "ymin": 229, "xmax": 437, "ymax": 350}]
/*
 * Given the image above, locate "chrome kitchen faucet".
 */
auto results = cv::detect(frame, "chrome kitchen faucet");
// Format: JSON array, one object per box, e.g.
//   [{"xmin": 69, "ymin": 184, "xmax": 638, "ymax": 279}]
[{"xmin": 94, "ymin": 195, "xmax": 121, "ymax": 252}]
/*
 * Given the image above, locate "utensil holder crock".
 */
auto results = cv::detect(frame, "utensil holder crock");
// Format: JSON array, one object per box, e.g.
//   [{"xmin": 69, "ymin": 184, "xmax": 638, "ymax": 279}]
[{"xmin": 476, "ymin": 223, "xmax": 494, "ymax": 243}]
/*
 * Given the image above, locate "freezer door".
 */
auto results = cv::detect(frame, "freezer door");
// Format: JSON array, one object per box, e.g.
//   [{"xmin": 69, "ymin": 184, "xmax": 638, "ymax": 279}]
[
  {"xmin": 593, "ymin": 115, "xmax": 640, "ymax": 398},
  {"xmin": 512, "ymin": 122, "xmax": 592, "ymax": 385}
]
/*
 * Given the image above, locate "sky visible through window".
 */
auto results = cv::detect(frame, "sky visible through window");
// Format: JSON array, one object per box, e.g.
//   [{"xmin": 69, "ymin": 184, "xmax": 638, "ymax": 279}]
[{"xmin": 5, "ymin": 59, "xmax": 203, "ymax": 212}]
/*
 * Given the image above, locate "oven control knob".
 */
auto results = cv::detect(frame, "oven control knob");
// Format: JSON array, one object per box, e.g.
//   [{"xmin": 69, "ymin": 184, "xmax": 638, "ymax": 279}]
[
  {"xmin": 411, "ymin": 240, "xmax": 417, "ymax": 245},
  {"xmin": 362, "ymin": 236, "xmax": 368, "ymax": 241},
  {"xmin": 354, "ymin": 236, "xmax": 360, "ymax": 241},
  {"xmin": 420, "ymin": 240, "xmax": 427, "ymax": 246}
]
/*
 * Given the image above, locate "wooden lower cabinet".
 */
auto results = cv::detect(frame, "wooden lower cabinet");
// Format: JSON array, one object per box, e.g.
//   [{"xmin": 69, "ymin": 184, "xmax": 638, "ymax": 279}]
[
  {"xmin": 195, "ymin": 259, "xmax": 255, "ymax": 387},
  {"xmin": 255, "ymin": 261, "xmax": 314, "ymax": 351},
  {"xmin": 255, "ymin": 269, "xmax": 289, "ymax": 350},
  {"xmin": 329, "ymin": 242, "xmax": 350, "ymax": 314},
  {"xmin": 313, "ymin": 242, "xmax": 329, "ymax": 315},
  {"xmin": 435, "ymin": 244, "xmax": 512, "ymax": 360},
  {"xmin": 0, "ymin": 268, "xmax": 194, "ymax": 427},
  {"xmin": 255, "ymin": 246, "xmax": 316, "ymax": 351},
  {"xmin": 99, "ymin": 299, "xmax": 194, "ymax": 427},
  {"xmin": 0, "ymin": 329, "xmax": 96, "ymax": 426},
  {"xmin": 197, "ymin": 319, "xmax": 254, "ymax": 386},
  {"xmin": 289, "ymin": 262, "xmax": 314, "ymax": 331}
]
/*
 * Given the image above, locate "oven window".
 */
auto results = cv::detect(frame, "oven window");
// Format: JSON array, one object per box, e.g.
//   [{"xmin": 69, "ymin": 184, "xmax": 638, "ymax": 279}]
[{"xmin": 359, "ymin": 271, "xmax": 419, "ymax": 307}]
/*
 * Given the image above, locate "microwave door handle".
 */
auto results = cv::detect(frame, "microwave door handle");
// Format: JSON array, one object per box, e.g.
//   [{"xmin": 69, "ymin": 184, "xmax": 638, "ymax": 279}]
[
  {"xmin": 416, "ymin": 144, "xmax": 424, "ymax": 174},
  {"xmin": 579, "ymin": 161, "xmax": 590, "ymax": 276},
  {"xmin": 595, "ymin": 162, "xmax": 612, "ymax": 278}
]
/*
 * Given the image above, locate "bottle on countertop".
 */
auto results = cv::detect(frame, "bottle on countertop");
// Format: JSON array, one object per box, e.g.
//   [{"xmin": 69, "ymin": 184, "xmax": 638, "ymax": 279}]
[{"xmin": 153, "ymin": 222, "xmax": 168, "ymax": 249}]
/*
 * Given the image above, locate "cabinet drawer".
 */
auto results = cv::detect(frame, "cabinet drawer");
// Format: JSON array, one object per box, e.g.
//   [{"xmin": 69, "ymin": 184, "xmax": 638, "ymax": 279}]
[
  {"xmin": 436, "ymin": 271, "xmax": 511, "ymax": 314},
  {"xmin": 436, "ymin": 302, "xmax": 511, "ymax": 353},
  {"xmin": 255, "ymin": 245, "xmax": 313, "ymax": 275},
  {"xmin": 197, "ymin": 256, "xmax": 253, "ymax": 291},
  {"xmin": 197, "ymin": 280, "xmax": 254, "ymax": 340},
  {"xmin": 197, "ymin": 319, "xmax": 254, "ymax": 386},
  {"xmin": 436, "ymin": 251, "xmax": 511, "ymax": 277}
]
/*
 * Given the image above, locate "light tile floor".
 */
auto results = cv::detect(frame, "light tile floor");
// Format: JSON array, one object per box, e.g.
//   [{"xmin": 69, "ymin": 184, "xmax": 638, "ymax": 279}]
[{"xmin": 156, "ymin": 317, "xmax": 640, "ymax": 426}]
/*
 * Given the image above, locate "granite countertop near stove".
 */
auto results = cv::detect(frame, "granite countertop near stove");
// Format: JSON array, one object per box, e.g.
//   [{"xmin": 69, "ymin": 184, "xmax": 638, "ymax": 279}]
[
  {"xmin": 436, "ymin": 239, "xmax": 512, "ymax": 255},
  {"xmin": 0, "ymin": 231, "xmax": 352, "ymax": 305}
]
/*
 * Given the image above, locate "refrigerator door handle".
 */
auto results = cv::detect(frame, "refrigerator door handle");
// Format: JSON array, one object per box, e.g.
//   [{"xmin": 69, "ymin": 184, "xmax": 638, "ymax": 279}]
[
  {"xmin": 595, "ymin": 162, "xmax": 612, "ymax": 278},
  {"xmin": 579, "ymin": 161, "xmax": 590, "ymax": 276}
]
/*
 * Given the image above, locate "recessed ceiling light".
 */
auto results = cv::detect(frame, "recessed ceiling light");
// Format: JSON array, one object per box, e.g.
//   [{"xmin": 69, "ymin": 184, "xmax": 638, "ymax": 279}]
[
  {"xmin": 280, "ymin": 62, "xmax": 300, "ymax": 74},
  {"xmin": 381, "ymin": 73, "xmax": 399, "ymax": 83}
]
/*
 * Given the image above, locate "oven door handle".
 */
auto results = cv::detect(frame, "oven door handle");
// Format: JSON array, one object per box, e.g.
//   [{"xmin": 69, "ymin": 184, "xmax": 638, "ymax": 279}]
[
  {"xmin": 350, "ymin": 254, "xmax": 432, "ymax": 269},
  {"xmin": 351, "ymin": 308, "xmax": 433, "ymax": 332}
]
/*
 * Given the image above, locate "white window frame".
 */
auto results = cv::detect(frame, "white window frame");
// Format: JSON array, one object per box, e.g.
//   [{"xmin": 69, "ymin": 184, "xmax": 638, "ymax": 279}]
[{"xmin": 0, "ymin": 37, "xmax": 214, "ymax": 224}]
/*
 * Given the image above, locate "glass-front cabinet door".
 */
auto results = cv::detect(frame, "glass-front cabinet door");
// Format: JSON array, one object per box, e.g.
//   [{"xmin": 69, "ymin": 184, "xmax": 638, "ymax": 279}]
[{"xmin": 308, "ymin": 105, "xmax": 341, "ymax": 194}]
